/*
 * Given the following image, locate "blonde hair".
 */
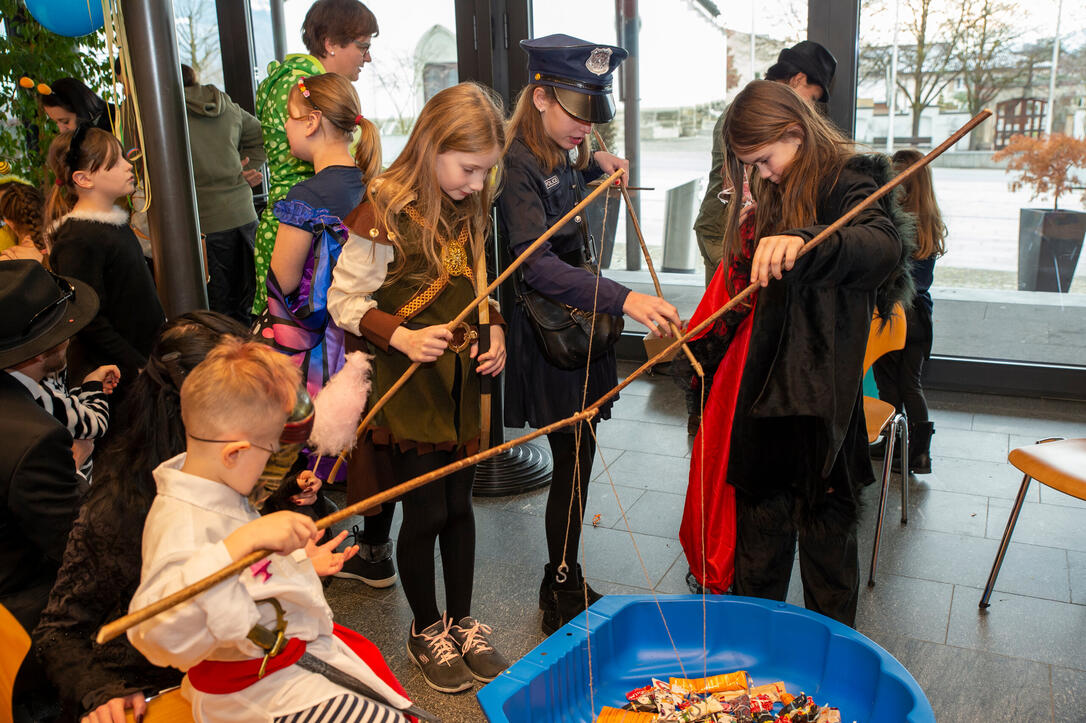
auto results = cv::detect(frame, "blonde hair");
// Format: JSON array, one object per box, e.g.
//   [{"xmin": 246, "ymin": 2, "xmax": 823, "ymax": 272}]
[
  {"xmin": 721, "ymin": 80, "xmax": 853, "ymax": 292},
  {"xmin": 892, "ymin": 149, "xmax": 946, "ymax": 260},
  {"xmin": 506, "ymin": 84, "xmax": 591, "ymax": 174},
  {"xmin": 180, "ymin": 338, "xmax": 300, "ymax": 438},
  {"xmin": 370, "ymin": 82, "xmax": 505, "ymax": 286},
  {"xmin": 44, "ymin": 127, "xmax": 124, "ymax": 235},
  {"xmin": 289, "ymin": 73, "xmax": 381, "ymax": 184}
]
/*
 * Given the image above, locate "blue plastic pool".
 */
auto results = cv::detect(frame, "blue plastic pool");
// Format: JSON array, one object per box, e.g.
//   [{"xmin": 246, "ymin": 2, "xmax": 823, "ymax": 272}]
[{"xmin": 478, "ymin": 595, "xmax": 934, "ymax": 722}]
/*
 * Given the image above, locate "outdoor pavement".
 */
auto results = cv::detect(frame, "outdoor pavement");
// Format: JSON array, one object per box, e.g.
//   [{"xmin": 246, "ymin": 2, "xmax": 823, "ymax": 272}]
[{"xmin": 322, "ymin": 361, "xmax": 1086, "ymax": 722}]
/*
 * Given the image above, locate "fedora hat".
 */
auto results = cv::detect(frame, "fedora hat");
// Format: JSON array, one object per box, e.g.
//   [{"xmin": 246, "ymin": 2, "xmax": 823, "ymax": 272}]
[
  {"xmin": 0, "ymin": 261, "xmax": 98, "ymax": 368},
  {"xmin": 777, "ymin": 40, "xmax": 837, "ymax": 102}
]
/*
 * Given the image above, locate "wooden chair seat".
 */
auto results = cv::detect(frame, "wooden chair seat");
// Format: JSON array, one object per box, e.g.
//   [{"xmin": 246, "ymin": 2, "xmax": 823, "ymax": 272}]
[
  {"xmin": 125, "ymin": 688, "xmax": 193, "ymax": 723},
  {"xmin": 864, "ymin": 397, "xmax": 896, "ymax": 444},
  {"xmin": 1008, "ymin": 438, "xmax": 1086, "ymax": 500},
  {"xmin": 1, "ymin": 604, "xmax": 30, "ymax": 723}
]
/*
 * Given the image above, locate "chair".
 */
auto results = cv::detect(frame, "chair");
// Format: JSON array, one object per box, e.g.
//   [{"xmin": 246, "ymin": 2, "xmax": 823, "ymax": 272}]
[
  {"xmin": 124, "ymin": 687, "xmax": 194, "ymax": 722},
  {"xmin": 864, "ymin": 303, "xmax": 909, "ymax": 586},
  {"xmin": 980, "ymin": 437, "xmax": 1086, "ymax": 608},
  {"xmin": 0, "ymin": 604, "xmax": 31, "ymax": 723}
]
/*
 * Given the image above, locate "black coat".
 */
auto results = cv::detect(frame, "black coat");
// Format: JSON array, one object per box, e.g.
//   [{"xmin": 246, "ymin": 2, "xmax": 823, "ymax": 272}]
[
  {"xmin": 497, "ymin": 139, "xmax": 629, "ymax": 428},
  {"xmin": 0, "ymin": 372, "xmax": 87, "ymax": 632},
  {"xmin": 725, "ymin": 155, "xmax": 914, "ymax": 510}
]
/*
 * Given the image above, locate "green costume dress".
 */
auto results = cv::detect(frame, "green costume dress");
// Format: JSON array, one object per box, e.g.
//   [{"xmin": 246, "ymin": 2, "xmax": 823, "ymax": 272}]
[{"xmin": 252, "ymin": 54, "xmax": 325, "ymax": 314}]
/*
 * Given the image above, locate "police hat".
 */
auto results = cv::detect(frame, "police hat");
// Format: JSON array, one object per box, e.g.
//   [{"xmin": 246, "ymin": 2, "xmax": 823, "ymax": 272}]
[{"xmin": 521, "ymin": 34, "xmax": 628, "ymax": 124}]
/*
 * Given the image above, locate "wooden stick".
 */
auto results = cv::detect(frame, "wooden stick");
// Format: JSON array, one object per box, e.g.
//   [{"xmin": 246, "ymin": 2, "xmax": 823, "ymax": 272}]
[
  {"xmin": 591, "ymin": 129, "xmax": 704, "ymax": 378},
  {"xmin": 97, "ymin": 408, "xmax": 599, "ymax": 645},
  {"xmin": 323, "ymin": 167, "xmax": 627, "ymax": 483},
  {"xmin": 584, "ymin": 109, "xmax": 993, "ymax": 414}
]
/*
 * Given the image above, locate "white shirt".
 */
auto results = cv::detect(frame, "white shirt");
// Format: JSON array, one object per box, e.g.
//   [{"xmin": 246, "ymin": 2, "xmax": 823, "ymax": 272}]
[
  {"xmin": 327, "ymin": 231, "xmax": 394, "ymax": 334},
  {"xmin": 128, "ymin": 454, "xmax": 411, "ymax": 722},
  {"xmin": 5, "ymin": 368, "xmax": 51, "ymax": 412}
]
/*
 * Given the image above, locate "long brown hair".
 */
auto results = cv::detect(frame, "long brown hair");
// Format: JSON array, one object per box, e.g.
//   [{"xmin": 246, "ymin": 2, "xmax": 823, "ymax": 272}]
[
  {"xmin": 720, "ymin": 80, "xmax": 853, "ymax": 291},
  {"xmin": 506, "ymin": 84, "xmax": 591, "ymax": 174},
  {"xmin": 44, "ymin": 127, "xmax": 124, "ymax": 235},
  {"xmin": 370, "ymin": 82, "xmax": 505, "ymax": 286},
  {"xmin": 0, "ymin": 183, "xmax": 46, "ymax": 252},
  {"xmin": 288, "ymin": 73, "xmax": 381, "ymax": 184},
  {"xmin": 892, "ymin": 149, "xmax": 945, "ymax": 260}
]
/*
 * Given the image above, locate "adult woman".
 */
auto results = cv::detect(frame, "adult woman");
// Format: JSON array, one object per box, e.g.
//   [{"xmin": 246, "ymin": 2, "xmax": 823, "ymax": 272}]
[
  {"xmin": 252, "ymin": 0, "xmax": 379, "ymax": 315},
  {"xmin": 498, "ymin": 35, "xmax": 681, "ymax": 635},
  {"xmin": 40, "ymin": 78, "xmax": 114, "ymax": 134},
  {"xmin": 33, "ymin": 312, "xmax": 247, "ymax": 723}
]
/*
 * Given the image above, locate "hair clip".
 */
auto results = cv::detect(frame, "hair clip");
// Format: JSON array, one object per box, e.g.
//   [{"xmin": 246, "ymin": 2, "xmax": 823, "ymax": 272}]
[
  {"xmin": 297, "ymin": 77, "xmax": 310, "ymax": 99},
  {"xmin": 160, "ymin": 351, "xmax": 188, "ymax": 390},
  {"xmin": 354, "ymin": 113, "xmax": 363, "ymax": 125},
  {"xmin": 19, "ymin": 76, "xmax": 51, "ymax": 95}
]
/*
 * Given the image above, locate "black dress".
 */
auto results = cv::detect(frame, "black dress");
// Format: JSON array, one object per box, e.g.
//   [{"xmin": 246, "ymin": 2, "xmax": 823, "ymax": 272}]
[{"xmin": 498, "ymin": 139, "xmax": 630, "ymax": 428}]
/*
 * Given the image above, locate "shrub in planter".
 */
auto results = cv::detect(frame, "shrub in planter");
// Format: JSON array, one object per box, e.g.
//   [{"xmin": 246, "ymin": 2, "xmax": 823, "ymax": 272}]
[{"xmin": 993, "ymin": 134, "xmax": 1086, "ymax": 292}]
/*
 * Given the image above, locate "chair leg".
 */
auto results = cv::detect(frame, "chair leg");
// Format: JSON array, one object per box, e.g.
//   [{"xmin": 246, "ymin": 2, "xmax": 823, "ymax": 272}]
[
  {"xmin": 979, "ymin": 472, "xmax": 1032, "ymax": 609},
  {"xmin": 898, "ymin": 414, "xmax": 909, "ymax": 524},
  {"xmin": 868, "ymin": 425, "xmax": 897, "ymax": 587}
]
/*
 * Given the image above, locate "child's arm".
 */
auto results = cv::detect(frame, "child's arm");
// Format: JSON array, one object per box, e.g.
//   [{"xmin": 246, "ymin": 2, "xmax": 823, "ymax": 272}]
[
  {"xmin": 327, "ymin": 234, "xmax": 392, "ymax": 337},
  {"xmin": 42, "ymin": 372, "xmax": 113, "ymax": 441},
  {"xmin": 127, "ymin": 511, "xmax": 317, "ymax": 669}
]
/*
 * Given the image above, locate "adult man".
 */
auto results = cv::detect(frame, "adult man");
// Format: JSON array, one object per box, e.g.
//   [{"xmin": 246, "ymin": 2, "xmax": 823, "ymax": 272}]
[
  {"xmin": 0, "ymin": 261, "xmax": 98, "ymax": 632},
  {"xmin": 694, "ymin": 40, "xmax": 837, "ymax": 285}
]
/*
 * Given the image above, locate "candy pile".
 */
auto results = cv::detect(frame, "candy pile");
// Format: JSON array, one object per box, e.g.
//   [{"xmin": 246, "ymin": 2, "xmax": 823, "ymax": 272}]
[{"xmin": 595, "ymin": 672, "xmax": 843, "ymax": 723}]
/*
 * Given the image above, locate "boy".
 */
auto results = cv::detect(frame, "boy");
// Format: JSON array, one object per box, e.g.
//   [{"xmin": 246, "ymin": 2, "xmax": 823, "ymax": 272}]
[{"xmin": 128, "ymin": 339, "xmax": 416, "ymax": 722}]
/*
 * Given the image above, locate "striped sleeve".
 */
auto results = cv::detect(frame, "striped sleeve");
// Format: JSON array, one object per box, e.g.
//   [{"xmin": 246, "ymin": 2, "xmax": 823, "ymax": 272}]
[{"xmin": 40, "ymin": 375, "xmax": 111, "ymax": 440}]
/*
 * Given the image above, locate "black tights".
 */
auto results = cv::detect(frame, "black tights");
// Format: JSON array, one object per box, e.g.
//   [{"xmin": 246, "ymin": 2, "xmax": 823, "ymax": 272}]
[
  {"xmin": 872, "ymin": 302, "xmax": 933, "ymax": 425},
  {"xmin": 545, "ymin": 421, "xmax": 596, "ymax": 569},
  {"xmin": 359, "ymin": 503, "xmax": 395, "ymax": 546},
  {"xmin": 393, "ymin": 448, "xmax": 476, "ymax": 629}
]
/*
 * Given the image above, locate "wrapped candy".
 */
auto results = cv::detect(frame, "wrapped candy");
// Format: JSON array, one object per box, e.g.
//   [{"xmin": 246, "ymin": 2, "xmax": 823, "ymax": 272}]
[
  {"xmin": 674, "ymin": 696, "xmax": 725, "ymax": 722},
  {"xmin": 595, "ymin": 706, "xmax": 656, "ymax": 722},
  {"xmin": 814, "ymin": 708, "xmax": 841, "ymax": 723},
  {"xmin": 652, "ymin": 679, "xmax": 686, "ymax": 719},
  {"xmin": 624, "ymin": 685, "xmax": 656, "ymax": 712},
  {"xmin": 750, "ymin": 682, "xmax": 788, "ymax": 703},
  {"xmin": 749, "ymin": 694, "xmax": 774, "ymax": 714},
  {"xmin": 670, "ymin": 672, "xmax": 751, "ymax": 695}
]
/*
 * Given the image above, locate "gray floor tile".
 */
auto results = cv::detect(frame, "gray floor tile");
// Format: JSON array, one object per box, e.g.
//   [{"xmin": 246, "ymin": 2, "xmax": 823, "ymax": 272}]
[
  {"xmin": 607, "ymin": 386, "xmax": 688, "ymax": 426},
  {"xmin": 922, "ymin": 455, "xmax": 1040, "ymax": 501},
  {"xmin": 931, "ymin": 426, "xmax": 1010, "ymax": 464},
  {"xmin": 579, "ymin": 524, "xmax": 684, "ymax": 588},
  {"xmin": 655, "ymin": 556, "xmax": 695, "ymax": 595},
  {"xmin": 869, "ymin": 525, "xmax": 1071, "ymax": 602},
  {"xmin": 972, "ymin": 411, "xmax": 1086, "ymax": 439},
  {"xmin": 1039, "ymin": 484, "xmax": 1086, "ymax": 509},
  {"xmin": 862, "ymin": 632, "xmax": 1053, "ymax": 723},
  {"xmin": 583, "ymin": 482, "xmax": 647, "ymax": 530},
  {"xmin": 609, "ymin": 489, "xmax": 684, "ymax": 539},
  {"xmin": 949, "ymin": 585, "xmax": 1086, "ymax": 669},
  {"xmin": 1066, "ymin": 551, "xmax": 1086, "ymax": 605},
  {"xmin": 987, "ymin": 498, "xmax": 1086, "ymax": 552},
  {"xmin": 1052, "ymin": 666, "xmax": 1086, "ymax": 722},
  {"xmin": 593, "ymin": 417, "xmax": 694, "ymax": 456},
  {"xmin": 856, "ymin": 573, "xmax": 954, "ymax": 645},
  {"xmin": 472, "ymin": 506, "xmax": 549, "ymax": 568},
  {"xmin": 877, "ymin": 486, "xmax": 989, "ymax": 538},
  {"xmin": 592, "ymin": 448, "xmax": 692, "ymax": 495},
  {"xmin": 927, "ymin": 407, "xmax": 974, "ymax": 431}
]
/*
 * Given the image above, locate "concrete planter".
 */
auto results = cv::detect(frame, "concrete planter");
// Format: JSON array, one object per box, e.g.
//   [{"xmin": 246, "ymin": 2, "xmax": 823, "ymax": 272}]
[{"xmin": 1017, "ymin": 208, "xmax": 1086, "ymax": 292}]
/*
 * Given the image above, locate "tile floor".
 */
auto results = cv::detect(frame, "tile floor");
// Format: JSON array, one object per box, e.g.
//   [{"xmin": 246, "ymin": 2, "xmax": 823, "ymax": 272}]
[{"xmin": 323, "ymin": 364, "xmax": 1086, "ymax": 722}]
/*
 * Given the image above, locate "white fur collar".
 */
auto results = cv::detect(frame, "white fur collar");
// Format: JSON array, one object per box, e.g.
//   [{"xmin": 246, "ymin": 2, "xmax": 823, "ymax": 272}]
[{"xmin": 61, "ymin": 206, "xmax": 130, "ymax": 226}]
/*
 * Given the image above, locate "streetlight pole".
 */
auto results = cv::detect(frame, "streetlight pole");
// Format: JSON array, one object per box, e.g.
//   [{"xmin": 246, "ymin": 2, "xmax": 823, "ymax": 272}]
[
  {"xmin": 886, "ymin": 0, "xmax": 900, "ymax": 153},
  {"xmin": 1044, "ymin": 0, "xmax": 1063, "ymax": 136}
]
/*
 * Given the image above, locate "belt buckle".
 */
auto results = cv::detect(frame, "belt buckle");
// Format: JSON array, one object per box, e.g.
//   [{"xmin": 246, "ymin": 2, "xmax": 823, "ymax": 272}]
[{"xmin": 448, "ymin": 321, "xmax": 477, "ymax": 353}]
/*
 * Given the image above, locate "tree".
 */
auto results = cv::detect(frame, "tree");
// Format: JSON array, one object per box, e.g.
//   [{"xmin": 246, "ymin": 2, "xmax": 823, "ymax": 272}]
[
  {"xmin": 954, "ymin": 0, "xmax": 1020, "ymax": 149},
  {"xmin": 174, "ymin": 0, "xmax": 221, "ymax": 85},
  {"xmin": 993, "ymin": 133, "xmax": 1086, "ymax": 211},
  {"xmin": 0, "ymin": 0, "xmax": 111, "ymax": 186}
]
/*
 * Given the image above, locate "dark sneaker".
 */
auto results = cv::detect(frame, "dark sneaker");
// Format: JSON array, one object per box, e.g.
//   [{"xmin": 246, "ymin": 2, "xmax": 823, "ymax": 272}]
[
  {"xmin": 332, "ymin": 529, "xmax": 397, "ymax": 588},
  {"xmin": 406, "ymin": 618, "xmax": 474, "ymax": 693},
  {"xmin": 449, "ymin": 616, "xmax": 509, "ymax": 683}
]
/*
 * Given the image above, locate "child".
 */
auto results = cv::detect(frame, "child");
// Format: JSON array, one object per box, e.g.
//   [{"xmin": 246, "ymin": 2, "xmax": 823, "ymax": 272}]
[
  {"xmin": 0, "ymin": 182, "xmax": 47, "ymax": 263},
  {"xmin": 254, "ymin": 72, "xmax": 396, "ymax": 587},
  {"xmin": 497, "ymin": 35, "xmax": 681, "ymax": 635},
  {"xmin": 872, "ymin": 148, "xmax": 945, "ymax": 474},
  {"xmin": 328, "ymin": 82, "xmax": 509, "ymax": 693},
  {"xmin": 45, "ymin": 125, "xmax": 165, "ymax": 393},
  {"xmin": 128, "ymin": 338, "xmax": 417, "ymax": 722},
  {"xmin": 678, "ymin": 80, "xmax": 912, "ymax": 626}
]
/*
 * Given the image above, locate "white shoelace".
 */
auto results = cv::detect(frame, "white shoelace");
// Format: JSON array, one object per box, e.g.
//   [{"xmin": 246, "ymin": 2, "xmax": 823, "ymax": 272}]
[
  {"xmin": 418, "ymin": 620, "xmax": 460, "ymax": 666},
  {"xmin": 456, "ymin": 619, "xmax": 494, "ymax": 655}
]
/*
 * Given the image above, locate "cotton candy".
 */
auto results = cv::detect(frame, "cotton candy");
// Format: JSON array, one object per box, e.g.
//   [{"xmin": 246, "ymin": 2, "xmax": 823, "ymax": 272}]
[{"xmin": 309, "ymin": 351, "xmax": 372, "ymax": 456}]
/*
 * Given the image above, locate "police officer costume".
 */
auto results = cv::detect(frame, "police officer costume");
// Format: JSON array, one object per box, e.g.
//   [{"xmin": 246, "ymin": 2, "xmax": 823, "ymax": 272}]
[{"xmin": 496, "ymin": 34, "xmax": 632, "ymax": 634}]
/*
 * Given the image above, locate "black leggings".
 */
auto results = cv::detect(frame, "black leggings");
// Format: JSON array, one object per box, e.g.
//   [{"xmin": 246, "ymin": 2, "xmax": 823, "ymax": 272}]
[
  {"xmin": 872, "ymin": 301, "xmax": 933, "ymax": 424},
  {"xmin": 545, "ymin": 421, "xmax": 596, "ymax": 569},
  {"xmin": 392, "ymin": 448, "xmax": 476, "ymax": 629}
]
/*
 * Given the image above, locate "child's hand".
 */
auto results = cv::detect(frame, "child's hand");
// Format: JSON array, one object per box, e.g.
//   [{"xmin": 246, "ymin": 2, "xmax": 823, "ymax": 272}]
[
  {"xmin": 622, "ymin": 292, "xmax": 681, "ymax": 338},
  {"xmin": 73, "ymin": 439, "xmax": 94, "ymax": 469},
  {"xmin": 472, "ymin": 325, "xmax": 506, "ymax": 376},
  {"xmin": 289, "ymin": 471, "xmax": 322, "ymax": 507},
  {"xmin": 83, "ymin": 365, "xmax": 121, "ymax": 394},
  {"xmin": 390, "ymin": 325, "xmax": 452, "ymax": 363},
  {"xmin": 592, "ymin": 151, "xmax": 630, "ymax": 185},
  {"xmin": 224, "ymin": 511, "xmax": 318, "ymax": 560},
  {"xmin": 81, "ymin": 691, "xmax": 146, "ymax": 723},
  {"xmin": 751, "ymin": 234, "xmax": 805, "ymax": 287},
  {"xmin": 305, "ymin": 529, "xmax": 359, "ymax": 577}
]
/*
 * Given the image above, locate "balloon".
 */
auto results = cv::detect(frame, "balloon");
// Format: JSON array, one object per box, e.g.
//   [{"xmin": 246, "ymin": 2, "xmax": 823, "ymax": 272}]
[{"xmin": 24, "ymin": 0, "xmax": 104, "ymax": 37}]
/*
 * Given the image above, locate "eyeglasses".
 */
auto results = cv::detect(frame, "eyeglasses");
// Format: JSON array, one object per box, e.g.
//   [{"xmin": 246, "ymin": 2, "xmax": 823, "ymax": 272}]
[
  {"xmin": 353, "ymin": 39, "xmax": 372, "ymax": 55},
  {"xmin": 22, "ymin": 273, "xmax": 75, "ymax": 338},
  {"xmin": 187, "ymin": 434, "xmax": 280, "ymax": 455}
]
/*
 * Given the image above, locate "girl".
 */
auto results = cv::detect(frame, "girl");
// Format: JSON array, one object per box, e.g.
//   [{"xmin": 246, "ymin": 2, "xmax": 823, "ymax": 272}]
[
  {"xmin": 498, "ymin": 35, "xmax": 681, "ymax": 635},
  {"xmin": 40, "ymin": 77, "xmax": 114, "ymax": 134},
  {"xmin": 872, "ymin": 148, "xmax": 946, "ymax": 474},
  {"xmin": 255, "ymin": 72, "xmax": 394, "ymax": 587},
  {"xmin": 679, "ymin": 80, "xmax": 912, "ymax": 626},
  {"xmin": 45, "ymin": 126, "xmax": 165, "ymax": 394},
  {"xmin": 328, "ymin": 81, "xmax": 509, "ymax": 694},
  {"xmin": 0, "ymin": 182, "xmax": 46, "ymax": 263},
  {"xmin": 253, "ymin": 0, "xmax": 379, "ymax": 315}
]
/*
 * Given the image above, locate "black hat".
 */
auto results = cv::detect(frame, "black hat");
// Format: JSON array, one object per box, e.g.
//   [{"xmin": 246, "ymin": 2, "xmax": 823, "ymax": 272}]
[
  {"xmin": 777, "ymin": 41, "xmax": 837, "ymax": 102},
  {"xmin": 521, "ymin": 34, "xmax": 629, "ymax": 124},
  {"xmin": 0, "ymin": 261, "xmax": 98, "ymax": 368}
]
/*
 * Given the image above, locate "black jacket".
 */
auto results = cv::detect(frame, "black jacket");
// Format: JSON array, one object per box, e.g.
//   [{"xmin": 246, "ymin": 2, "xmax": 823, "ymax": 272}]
[
  {"xmin": 0, "ymin": 372, "xmax": 87, "ymax": 632},
  {"xmin": 726, "ymin": 155, "xmax": 914, "ymax": 505}
]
